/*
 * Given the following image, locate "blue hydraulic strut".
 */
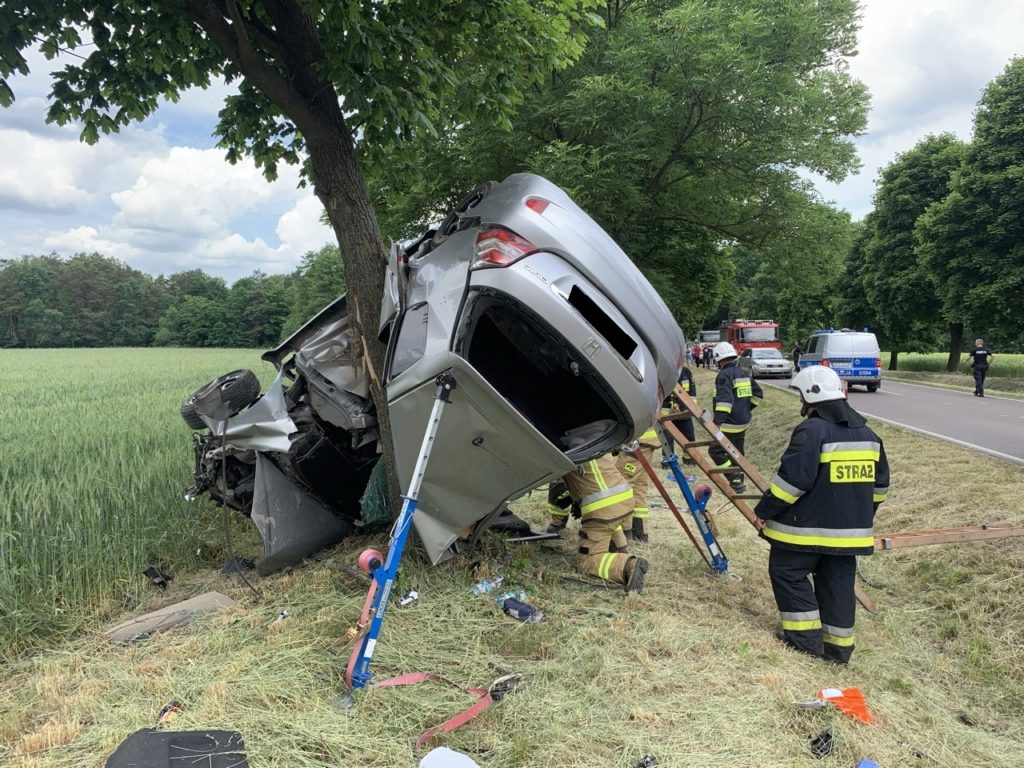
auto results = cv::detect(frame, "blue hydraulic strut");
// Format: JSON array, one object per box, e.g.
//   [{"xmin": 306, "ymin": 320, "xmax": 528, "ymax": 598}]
[
  {"xmin": 346, "ymin": 372, "xmax": 456, "ymax": 691},
  {"xmin": 662, "ymin": 451, "xmax": 729, "ymax": 574}
]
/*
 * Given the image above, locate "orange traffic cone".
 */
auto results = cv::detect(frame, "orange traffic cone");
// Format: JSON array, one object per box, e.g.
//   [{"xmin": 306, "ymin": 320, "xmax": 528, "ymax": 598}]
[{"xmin": 817, "ymin": 687, "xmax": 874, "ymax": 724}]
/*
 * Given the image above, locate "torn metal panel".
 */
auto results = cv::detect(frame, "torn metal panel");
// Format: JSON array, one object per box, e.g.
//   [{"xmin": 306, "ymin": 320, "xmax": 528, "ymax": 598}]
[{"xmin": 250, "ymin": 454, "xmax": 352, "ymax": 572}]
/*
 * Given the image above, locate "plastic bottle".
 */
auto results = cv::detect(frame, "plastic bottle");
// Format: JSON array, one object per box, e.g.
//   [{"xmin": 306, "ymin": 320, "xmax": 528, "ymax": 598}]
[
  {"xmin": 501, "ymin": 598, "xmax": 543, "ymax": 623},
  {"xmin": 469, "ymin": 576, "xmax": 505, "ymax": 595},
  {"xmin": 494, "ymin": 590, "xmax": 527, "ymax": 607}
]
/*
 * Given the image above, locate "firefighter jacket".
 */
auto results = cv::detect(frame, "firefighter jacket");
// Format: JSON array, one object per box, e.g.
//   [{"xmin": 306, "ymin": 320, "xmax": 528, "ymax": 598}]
[
  {"xmin": 662, "ymin": 367, "xmax": 696, "ymax": 414},
  {"xmin": 562, "ymin": 454, "xmax": 634, "ymax": 522},
  {"xmin": 754, "ymin": 412, "xmax": 889, "ymax": 556},
  {"xmin": 712, "ymin": 362, "xmax": 762, "ymax": 433}
]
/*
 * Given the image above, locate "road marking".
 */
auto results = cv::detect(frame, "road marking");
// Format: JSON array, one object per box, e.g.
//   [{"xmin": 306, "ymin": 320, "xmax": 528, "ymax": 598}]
[
  {"xmin": 852, "ymin": 412, "xmax": 1024, "ymax": 467},
  {"xmin": 762, "ymin": 378, "xmax": 1024, "ymax": 466}
]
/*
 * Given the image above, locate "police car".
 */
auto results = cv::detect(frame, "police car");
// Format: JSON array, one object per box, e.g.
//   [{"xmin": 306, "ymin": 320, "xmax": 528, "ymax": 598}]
[{"xmin": 798, "ymin": 330, "xmax": 882, "ymax": 392}]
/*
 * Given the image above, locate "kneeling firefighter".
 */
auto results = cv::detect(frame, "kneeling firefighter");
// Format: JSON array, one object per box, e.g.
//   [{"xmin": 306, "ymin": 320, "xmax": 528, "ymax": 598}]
[
  {"xmin": 615, "ymin": 427, "xmax": 660, "ymax": 543},
  {"xmin": 754, "ymin": 366, "xmax": 889, "ymax": 664},
  {"xmin": 553, "ymin": 455, "xmax": 649, "ymax": 592}
]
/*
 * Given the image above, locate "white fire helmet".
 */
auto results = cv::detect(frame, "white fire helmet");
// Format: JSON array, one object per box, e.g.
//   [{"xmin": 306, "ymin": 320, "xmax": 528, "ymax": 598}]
[
  {"xmin": 790, "ymin": 365, "xmax": 846, "ymax": 404},
  {"xmin": 712, "ymin": 342, "xmax": 738, "ymax": 363}
]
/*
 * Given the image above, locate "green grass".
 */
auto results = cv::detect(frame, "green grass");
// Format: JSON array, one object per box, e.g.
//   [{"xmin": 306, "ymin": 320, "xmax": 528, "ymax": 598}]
[
  {"xmin": 2, "ymin": 359, "xmax": 1024, "ymax": 767},
  {"xmin": 0, "ymin": 348, "xmax": 268, "ymax": 657},
  {"xmin": 884, "ymin": 351, "xmax": 1024, "ymax": 378}
]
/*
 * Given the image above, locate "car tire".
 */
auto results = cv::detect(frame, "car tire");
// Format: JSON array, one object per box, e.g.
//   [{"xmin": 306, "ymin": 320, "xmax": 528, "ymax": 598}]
[
  {"xmin": 866, "ymin": 383, "xmax": 879, "ymax": 392},
  {"xmin": 180, "ymin": 369, "xmax": 261, "ymax": 429},
  {"xmin": 432, "ymin": 181, "xmax": 498, "ymax": 245}
]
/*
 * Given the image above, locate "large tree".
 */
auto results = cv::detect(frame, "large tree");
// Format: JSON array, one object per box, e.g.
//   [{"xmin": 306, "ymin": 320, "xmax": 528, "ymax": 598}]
[
  {"xmin": 368, "ymin": 0, "xmax": 869, "ymax": 329},
  {"xmin": 858, "ymin": 133, "xmax": 966, "ymax": 369},
  {"xmin": 916, "ymin": 57, "xmax": 1024, "ymax": 365},
  {"xmin": 2, "ymin": 0, "xmax": 593, "ymax": 489}
]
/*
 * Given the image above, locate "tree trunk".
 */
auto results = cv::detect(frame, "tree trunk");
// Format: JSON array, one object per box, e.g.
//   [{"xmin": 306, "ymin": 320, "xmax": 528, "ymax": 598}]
[
  {"xmin": 188, "ymin": 3, "xmax": 402, "ymax": 513},
  {"xmin": 303, "ymin": 115, "xmax": 402, "ymax": 514},
  {"xmin": 945, "ymin": 321, "xmax": 964, "ymax": 372},
  {"xmin": 888, "ymin": 349, "xmax": 899, "ymax": 371}
]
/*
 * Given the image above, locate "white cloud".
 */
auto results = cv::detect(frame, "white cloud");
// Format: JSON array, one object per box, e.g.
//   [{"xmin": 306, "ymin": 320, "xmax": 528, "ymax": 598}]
[
  {"xmin": 815, "ymin": 0, "xmax": 1024, "ymax": 219},
  {"xmin": 276, "ymin": 195, "xmax": 332, "ymax": 256},
  {"xmin": 110, "ymin": 147, "xmax": 290, "ymax": 237}
]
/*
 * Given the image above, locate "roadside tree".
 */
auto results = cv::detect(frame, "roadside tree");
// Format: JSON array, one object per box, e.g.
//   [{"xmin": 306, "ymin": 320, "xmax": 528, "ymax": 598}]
[
  {"xmin": 1, "ymin": 1, "xmax": 594, "ymax": 493},
  {"xmin": 860, "ymin": 134, "xmax": 966, "ymax": 369},
  {"xmin": 916, "ymin": 57, "xmax": 1024, "ymax": 369}
]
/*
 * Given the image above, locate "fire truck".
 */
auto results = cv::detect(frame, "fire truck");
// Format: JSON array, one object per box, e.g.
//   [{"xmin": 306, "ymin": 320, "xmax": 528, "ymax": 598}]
[{"xmin": 719, "ymin": 318, "xmax": 782, "ymax": 355}]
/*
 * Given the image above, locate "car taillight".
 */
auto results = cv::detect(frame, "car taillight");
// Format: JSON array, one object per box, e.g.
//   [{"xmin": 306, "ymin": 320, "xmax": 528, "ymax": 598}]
[
  {"xmin": 472, "ymin": 227, "xmax": 538, "ymax": 269},
  {"xmin": 525, "ymin": 197, "xmax": 549, "ymax": 214},
  {"xmin": 821, "ymin": 359, "xmax": 830, "ymax": 367},
  {"xmin": 874, "ymin": 358, "xmax": 882, "ymax": 368}
]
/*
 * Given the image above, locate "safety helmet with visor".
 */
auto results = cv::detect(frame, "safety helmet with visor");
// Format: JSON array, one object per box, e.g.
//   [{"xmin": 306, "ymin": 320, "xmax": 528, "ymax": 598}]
[
  {"xmin": 712, "ymin": 341, "xmax": 738, "ymax": 363},
  {"xmin": 790, "ymin": 365, "xmax": 846, "ymax": 404}
]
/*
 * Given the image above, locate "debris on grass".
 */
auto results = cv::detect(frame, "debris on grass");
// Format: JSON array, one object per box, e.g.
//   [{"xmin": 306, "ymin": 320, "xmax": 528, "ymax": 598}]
[{"xmin": 105, "ymin": 591, "xmax": 236, "ymax": 645}]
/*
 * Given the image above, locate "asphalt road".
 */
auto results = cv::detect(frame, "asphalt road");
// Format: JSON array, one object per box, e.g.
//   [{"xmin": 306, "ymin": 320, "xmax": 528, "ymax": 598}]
[{"xmin": 758, "ymin": 377, "xmax": 1024, "ymax": 466}]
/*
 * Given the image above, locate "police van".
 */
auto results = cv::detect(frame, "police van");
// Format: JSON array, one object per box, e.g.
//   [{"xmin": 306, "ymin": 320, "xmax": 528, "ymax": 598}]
[{"xmin": 798, "ymin": 330, "xmax": 882, "ymax": 392}]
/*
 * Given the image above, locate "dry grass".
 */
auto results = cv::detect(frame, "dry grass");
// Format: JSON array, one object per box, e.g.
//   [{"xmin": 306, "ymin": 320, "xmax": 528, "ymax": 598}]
[{"xmin": 2, "ymin": 367, "xmax": 1023, "ymax": 767}]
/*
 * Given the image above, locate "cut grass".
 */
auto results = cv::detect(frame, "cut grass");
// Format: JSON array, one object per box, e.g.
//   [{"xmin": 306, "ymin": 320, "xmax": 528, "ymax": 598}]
[{"xmin": 2, "ymin": 362, "xmax": 1024, "ymax": 766}]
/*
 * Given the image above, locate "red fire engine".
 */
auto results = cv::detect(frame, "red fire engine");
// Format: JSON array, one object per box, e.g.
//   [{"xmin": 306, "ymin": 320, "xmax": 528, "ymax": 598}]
[{"xmin": 718, "ymin": 318, "xmax": 782, "ymax": 355}]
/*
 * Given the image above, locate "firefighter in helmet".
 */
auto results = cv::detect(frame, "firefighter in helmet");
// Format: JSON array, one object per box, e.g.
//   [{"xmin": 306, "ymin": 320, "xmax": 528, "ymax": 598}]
[
  {"xmin": 754, "ymin": 366, "xmax": 889, "ymax": 665},
  {"xmin": 709, "ymin": 341, "xmax": 762, "ymax": 492}
]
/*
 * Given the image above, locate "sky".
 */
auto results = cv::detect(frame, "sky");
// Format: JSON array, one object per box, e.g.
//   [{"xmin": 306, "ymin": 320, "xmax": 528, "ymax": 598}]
[{"xmin": 1, "ymin": 1, "xmax": 1022, "ymax": 285}]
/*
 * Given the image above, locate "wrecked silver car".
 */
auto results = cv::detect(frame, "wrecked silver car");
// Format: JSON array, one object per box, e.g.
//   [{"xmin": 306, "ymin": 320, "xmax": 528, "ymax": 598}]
[{"xmin": 182, "ymin": 173, "xmax": 685, "ymax": 570}]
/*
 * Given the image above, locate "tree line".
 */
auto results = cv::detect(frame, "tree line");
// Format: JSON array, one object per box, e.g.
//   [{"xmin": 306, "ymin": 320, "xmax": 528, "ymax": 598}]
[
  {"xmin": 0, "ymin": 245, "xmax": 344, "ymax": 348},
  {"xmin": 2, "ymin": 3, "xmax": 1020, "ymax": 362},
  {"xmin": 729, "ymin": 57, "xmax": 1024, "ymax": 360}
]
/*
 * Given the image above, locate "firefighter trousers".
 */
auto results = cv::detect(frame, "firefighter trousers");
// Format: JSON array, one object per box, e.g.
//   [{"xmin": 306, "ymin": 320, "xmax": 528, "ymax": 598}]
[
  {"xmin": 768, "ymin": 548, "xmax": 857, "ymax": 664},
  {"xmin": 709, "ymin": 430, "xmax": 746, "ymax": 481},
  {"xmin": 577, "ymin": 512, "xmax": 635, "ymax": 584}
]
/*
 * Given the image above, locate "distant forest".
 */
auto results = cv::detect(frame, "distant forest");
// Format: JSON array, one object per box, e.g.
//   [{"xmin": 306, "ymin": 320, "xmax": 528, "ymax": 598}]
[{"xmin": 0, "ymin": 246, "xmax": 343, "ymax": 348}]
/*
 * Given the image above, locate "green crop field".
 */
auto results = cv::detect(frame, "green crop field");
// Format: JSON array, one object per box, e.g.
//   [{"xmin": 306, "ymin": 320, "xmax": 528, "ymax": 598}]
[
  {"xmin": 0, "ymin": 348, "xmax": 266, "ymax": 657},
  {"xmin": 885, "ymin": 352, "xmax": 1024, "ymax": 377}
]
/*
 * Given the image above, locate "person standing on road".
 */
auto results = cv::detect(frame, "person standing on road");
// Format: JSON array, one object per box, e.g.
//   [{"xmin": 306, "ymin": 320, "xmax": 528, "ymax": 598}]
[
  {"xmin": 709, "ymin": 342, "xmax": 762, "ymax": 493},
  {"xmin": 964, "ymin": 338, "xmax": 994, "ymax": 397},
  {"xmin": 754, "ymin": 366, "xmax": 889, "ymax": 665},
  {"xmin": 792, "ymin": 343, "xmax": 802, "ymax": 369},
  {"xmin": 703, "ymin": 345, "xmax": 714, "ymax": 369}
]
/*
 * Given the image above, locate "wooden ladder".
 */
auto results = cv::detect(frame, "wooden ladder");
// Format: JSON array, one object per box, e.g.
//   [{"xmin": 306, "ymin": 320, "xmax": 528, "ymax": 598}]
[{"xmin": 659, "ymin": 383, "xmax": 1024, "ymax": 609}]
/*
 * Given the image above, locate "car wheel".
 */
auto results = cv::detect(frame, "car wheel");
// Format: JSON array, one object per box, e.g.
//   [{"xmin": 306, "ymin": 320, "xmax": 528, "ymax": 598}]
[
  {"xmin": 432, "ymin": 181, "xmax": 498, "ymax": 245},
  {"xmin": 180, "ymin": 368, "xmax": 261, "ymax": 429},
  {"xmin": 866, "ymin": 383, "xmax": 879, "ymax": 392}
]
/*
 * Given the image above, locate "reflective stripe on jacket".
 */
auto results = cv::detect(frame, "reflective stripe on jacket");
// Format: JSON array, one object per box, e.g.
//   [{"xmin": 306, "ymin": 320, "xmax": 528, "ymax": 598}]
[
  {"xmin": 712, "ymin": 363, "xmax": 762, "ymax": 433},
  {"xmin": 562, "ymin": 454, "xmax": 634, "ymax": 521},
  {"xmin": 754, "ymin": 414, "xmax": 889, "ymax": 556}
]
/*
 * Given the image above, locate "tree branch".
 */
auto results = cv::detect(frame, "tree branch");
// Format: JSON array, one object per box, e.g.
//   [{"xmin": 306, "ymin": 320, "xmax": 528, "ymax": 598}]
[{"xmin": 173, "ymin": 0, "xmax": 322, "ymax": 134}]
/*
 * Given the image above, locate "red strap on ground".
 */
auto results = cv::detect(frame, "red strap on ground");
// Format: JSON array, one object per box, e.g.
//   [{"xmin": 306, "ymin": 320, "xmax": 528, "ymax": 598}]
[{"xmin": 369, "ymin": 671, "xmax": 500, "ymax": 749}]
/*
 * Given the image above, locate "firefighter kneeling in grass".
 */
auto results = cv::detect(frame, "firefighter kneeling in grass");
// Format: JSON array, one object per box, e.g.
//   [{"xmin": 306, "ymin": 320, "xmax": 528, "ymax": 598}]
[
  {"xmin": 548, "ymin": 454, "xmax": 650, "ymax": 592},
  {"xmin": 616, "ymin": 427, "xmax": 660, "ymax": 543},
  {"xmin": 754, "ymin": 366, "xmax": 889, "ymax": 665}
]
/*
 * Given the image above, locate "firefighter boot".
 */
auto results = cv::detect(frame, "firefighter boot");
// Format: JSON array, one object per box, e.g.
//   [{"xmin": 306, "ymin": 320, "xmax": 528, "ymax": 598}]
[
  {"xmin": 631, "ymin": 517, "xmax": 649, "ymax": 543},
  {"xmin": 624, "ymin": 556, "xmax": 650, "ymax": 594},
  {"xmin": 728, "ymin": 473, "xmax": 746, "ymax": 494},
  {"xmin": 545, "ymin": 521, "xmax": 565, "ymax": 537}
]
